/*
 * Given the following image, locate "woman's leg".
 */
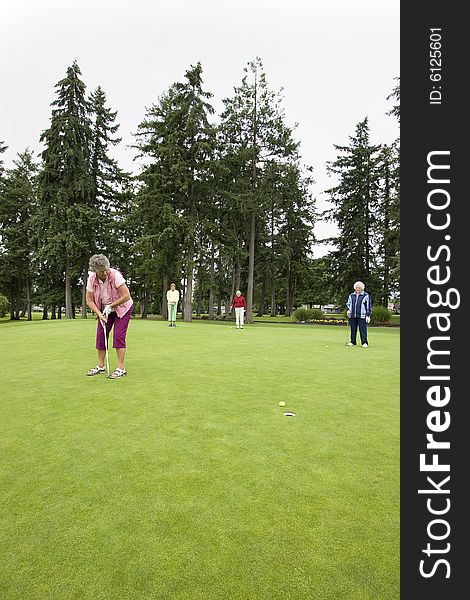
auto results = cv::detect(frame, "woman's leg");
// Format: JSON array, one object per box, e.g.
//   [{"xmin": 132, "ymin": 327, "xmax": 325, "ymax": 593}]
[
  {"xmin": 116, "ymin": 347, "xmax": 126, "ymax": 370},
  {"xmin": 349, "ymin": 318, "xmax": 358, "ymax": 344},
  {"xmin": 97, "ymin": 349, "xmax": 105, "ymax": 367},
  {"xmin": 359, "ymin": 318, "xmax": 368, "ymax": 345},
  {"xmin": 95, "ymin": 317, "xmax": 112, "ymax": 366},
  {"xmin": 112, "ymin": 307, "xmax": 133, "ymax": 370}
]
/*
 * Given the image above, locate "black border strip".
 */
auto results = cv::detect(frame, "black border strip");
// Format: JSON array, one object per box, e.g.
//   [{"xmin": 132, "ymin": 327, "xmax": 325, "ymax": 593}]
[{"xmin": 401, "ymin": 2, "xmax": 466, "ymax": 597}]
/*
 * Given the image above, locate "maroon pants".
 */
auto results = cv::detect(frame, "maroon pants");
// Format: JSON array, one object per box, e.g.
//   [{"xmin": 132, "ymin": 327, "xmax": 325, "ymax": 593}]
[{"xmin": 95, "ymin": 306, "xmax": 133, "ymax": 350}]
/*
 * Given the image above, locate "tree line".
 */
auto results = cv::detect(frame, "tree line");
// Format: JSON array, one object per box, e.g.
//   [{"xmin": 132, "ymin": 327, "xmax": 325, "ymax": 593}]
[{"xmin": 0, "ymin": 61, "xmax": 399, "ymax": 321}]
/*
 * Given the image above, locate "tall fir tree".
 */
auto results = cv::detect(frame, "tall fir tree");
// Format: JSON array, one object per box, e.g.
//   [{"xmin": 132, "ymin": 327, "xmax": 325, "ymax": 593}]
[
  {"xmin": 80, "ymin": 85, "xmax": 131, "ymax": 317},
  {"xmin": 36, "ymin": 61, "xmax": 94, "ymax": 318},
  {"xmin": 0, "ymin": 149, "xmax": 38, "ymax": 319},
  {"xmin": 219, "ymin": 57, "xmax": 299, "ymax": 321},
  {"xmin": 275, "ymin": 163, "xmax": 316, "ymax": 315},
  {"xmin": 376, "ymin": 141, "xmax": 400, "ymax": 305},
  {"xmin": 133, "ymin": 62, "xmax": 216, "ymax": 321},
  {"xmin": 0, "ymin": 141, "xmax": 7, "ymax": 176},
  {"xmin": 324, "ymin": 118, "xmax": 381, "ymax": 304},
  {"xmin": 386, "ymin": 77, "xmax": 400, "ymax": 125}
]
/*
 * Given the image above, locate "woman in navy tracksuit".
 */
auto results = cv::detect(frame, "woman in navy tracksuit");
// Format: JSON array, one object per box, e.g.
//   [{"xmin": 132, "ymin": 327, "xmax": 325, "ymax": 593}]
[{"xmin": 346, "ymin": 281, "xmax": 372, "ymax": 347}]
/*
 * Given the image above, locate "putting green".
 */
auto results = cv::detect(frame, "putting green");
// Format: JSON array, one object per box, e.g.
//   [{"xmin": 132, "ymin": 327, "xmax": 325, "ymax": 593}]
[{"xmin": 0, "ymin": 318, "xmax": 399, "ymax": 599}]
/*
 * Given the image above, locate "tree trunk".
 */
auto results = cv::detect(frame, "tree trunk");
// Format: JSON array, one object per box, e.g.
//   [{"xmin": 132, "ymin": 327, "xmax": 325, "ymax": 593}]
[
  {"xmin": 51, "ymin": 305, "xmax": 57, "ymax": 319},
  {"xmin": 141, "ymin": 288, "xmax": 148, "ymax": 319},
  {"xmin": 285, "ymin": 263, "xmax": 292, "ymax": 316},
  {"xmin": 208, "ymin": 242, "xmax": 215, "ymax": 320},
  {"xmin": 183, "ymin": 237, "xmax": 195, "ymax": 322},
  {"xmin": 81, "ymin": 266, "xmax": 88, "ymax": 318},
  {"xmin": 65, "ymin": 261, "xmax": 73, "ymax": 319},
  {"xmin": 10, "ymin": 294, "xmax": 15, "ymax": 319},
  {"xmin": 42, "ymin": 307, "xmax": 48, "ymax": 320},
  {"xmin": 246, "ymin": 62, "xmax": 258, "ymax": 325},
  {"xmin": 270, "ymin": 201, "xmax": 276, "ymax": 316},
  {"xmin": 271, "ymin": 286, "xmax": 276, "ymax": 317},
  {"xmin": 246, "ymin": 210, "xmax": 256, "ymax": 323},
  {"xmin": 382, "ymin": 162, "xmax": 391, "ymax": 306},
  {"xmin": 181, "ymin": 277, "xmax": 186, "ymax": 316},
  {"xmin": 196, "ymin": 283, "xmax": 203, "ymax": 317},
  {"xmin": 258, "ymin": 281, "xmax": 265, "ymax": 317},
  {"xmin": 235, "ymin": 236, "xmax": 242, "ymax": 291},
  {"xmin": 26, "ymin": 277, "xmax": 32, "ymax": 321},
  {"xmin": 230, "ymin": 266, "xmax": 235, "ymax": 306}
]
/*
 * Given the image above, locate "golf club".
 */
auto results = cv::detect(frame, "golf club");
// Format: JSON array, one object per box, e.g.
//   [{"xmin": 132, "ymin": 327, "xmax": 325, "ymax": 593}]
[
  {"xmin": 102, "ymin": 319, "xmax": 110, "ymax": 377},
  {"xmin": 345, "ymin": 317, "xmax": 351, "ymax": 346}
]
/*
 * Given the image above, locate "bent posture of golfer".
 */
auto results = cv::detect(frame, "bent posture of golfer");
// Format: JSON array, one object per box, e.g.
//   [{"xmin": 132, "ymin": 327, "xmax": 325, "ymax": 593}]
[
  {"xmin": 231, "ymin": 290, "xmax": 246, "ymax": 329},
  {"xmin": 85, "ymin": 254, "xmax": 133, "ymax": 378},
  {"xmin": 346, "ymin": 281, "xmax": 371, "ymax": 348},
  {"xmin": 166, "ymin": 283, "xmax": 179, "ymax": 327}
]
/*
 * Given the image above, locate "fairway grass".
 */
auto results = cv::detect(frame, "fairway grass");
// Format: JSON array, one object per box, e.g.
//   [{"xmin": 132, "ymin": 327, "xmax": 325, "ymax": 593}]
[{"xmin": 0, "ymin": 319, "xmax": 399, "ymax": 599}]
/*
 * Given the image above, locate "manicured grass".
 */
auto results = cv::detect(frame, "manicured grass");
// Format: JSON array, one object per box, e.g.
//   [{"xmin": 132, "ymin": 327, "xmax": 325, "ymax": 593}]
[{"xmin": 0, "ymin": 319, "xmax": 399, "ymax": 599}]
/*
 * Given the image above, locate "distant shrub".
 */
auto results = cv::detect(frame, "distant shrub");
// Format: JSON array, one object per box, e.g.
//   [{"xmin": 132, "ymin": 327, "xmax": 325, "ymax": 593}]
[
  {"xmin": 372, "ymin": 305, "xmax": 392, "ymax": 325},
  {"xmin": 293, "ymin": 308, "xmax": 310, "ymax": 322},
  {"xmin": 0, "ymin": 295, "xmax": 9, "ymax": 318},
  {"xmin": 293, "ymin": 307, "xmax": 325, "ymax": 322},
  {"xmin": 308, "ymin": 308, "xmax": 324, "ymax": 320}
]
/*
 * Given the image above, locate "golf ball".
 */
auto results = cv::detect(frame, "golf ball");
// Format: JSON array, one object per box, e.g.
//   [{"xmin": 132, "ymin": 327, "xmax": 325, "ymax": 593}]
[{"xmin": 279, "ymin": 401, "xmax": 286, "ymax": 407}]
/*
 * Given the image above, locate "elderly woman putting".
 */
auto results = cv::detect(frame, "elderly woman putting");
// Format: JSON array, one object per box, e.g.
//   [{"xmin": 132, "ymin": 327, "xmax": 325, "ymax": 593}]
[{"xmin": 85, "ymin": 254, "xmax": 133, "ymax": 378}]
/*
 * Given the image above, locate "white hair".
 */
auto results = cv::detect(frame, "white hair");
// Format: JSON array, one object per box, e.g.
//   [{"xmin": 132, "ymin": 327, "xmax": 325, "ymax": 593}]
[
  {"xmin": 89, "ymin": 254, "xmax": 110, "ymax": 272},
  {"xmin": 354, "ymin": 281, "xmax": 365, "ymax": 290}
]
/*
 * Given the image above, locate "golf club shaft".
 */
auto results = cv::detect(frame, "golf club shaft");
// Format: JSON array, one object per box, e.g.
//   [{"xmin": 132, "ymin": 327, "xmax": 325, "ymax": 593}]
[{"xmin": 103, "ymin": 319, "xmax": 110, "ymax": 376}]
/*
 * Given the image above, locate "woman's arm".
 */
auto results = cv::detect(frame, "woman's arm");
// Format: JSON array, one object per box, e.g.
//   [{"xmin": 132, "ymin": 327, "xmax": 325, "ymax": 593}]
[
  {"xmin": 86, "ymin": 290, "xmax": 104, "ymax": 321},
  {"xmin": 111, "ymin": 283, "xmax": 131, "ymax": 308}
]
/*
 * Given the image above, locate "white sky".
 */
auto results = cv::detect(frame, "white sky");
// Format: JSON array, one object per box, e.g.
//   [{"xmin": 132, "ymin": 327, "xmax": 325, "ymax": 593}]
[{"xmin": 1, "ymin": 0, "xmax": 399, "ymax": 257}]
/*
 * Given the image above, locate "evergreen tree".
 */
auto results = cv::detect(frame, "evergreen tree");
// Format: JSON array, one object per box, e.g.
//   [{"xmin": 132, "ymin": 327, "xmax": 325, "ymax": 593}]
[
  {"xmin": 376, "ymin": 141, "xmax": 400, "ymax": 304},
  {"xmin": 133, "ymin": 63, "xmax": 216, "ymax": 321},
  {"xmin": 324, "ymin": 118, "xmax": 381, "ymax": 303},
  {"xmin": 276, "ymin": 163, "xmax": 316, "ymax": 315},
  {"xmin": 381, "ymin": 77, "xmax": 400, "ymax": 303},
  {"xmin": 36, "ymin": 61, "xmax": 94, "ymax": 318},
  {"xmin": 89, "ymin": 86, "xmax": 128, "ymax": 245},
  {"xmin": 297, "ymin": 256, "xmax": 336, "ymax": 308},
  {"xmin": 0, "ymin": 141, "xmax": 7, "ymax": 176},
  {"xmin": 0, "ymin": 149, "xmax": 38, "ymax": 319},
  {"xmin": 81, "ymin": 85, "xmax": 131, "ymax": 317},
  {"xmin": 219, "ymin": 57, "xmax": 299, "ymax": 322},
  {"xmin": 386, "ymin": 77, "xmax": 400, "ymax": 125}
]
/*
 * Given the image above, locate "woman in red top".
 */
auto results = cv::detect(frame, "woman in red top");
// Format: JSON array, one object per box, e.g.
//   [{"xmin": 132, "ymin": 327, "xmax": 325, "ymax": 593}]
[{"xmin": 231, "ymin": 290, "xmax": 246, "ymax": 329}]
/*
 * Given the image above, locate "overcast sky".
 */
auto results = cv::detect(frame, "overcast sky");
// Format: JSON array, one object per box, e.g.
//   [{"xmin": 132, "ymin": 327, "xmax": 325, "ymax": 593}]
[{"xmin": 1, "ymin": 0, "xmax": 399, "ymax": 256}]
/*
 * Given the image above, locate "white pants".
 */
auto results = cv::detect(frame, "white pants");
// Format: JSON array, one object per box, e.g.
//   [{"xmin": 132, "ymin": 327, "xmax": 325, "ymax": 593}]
[{"xmin": 235, "ymin": 307, "xmax": 244, "ymax": 328}]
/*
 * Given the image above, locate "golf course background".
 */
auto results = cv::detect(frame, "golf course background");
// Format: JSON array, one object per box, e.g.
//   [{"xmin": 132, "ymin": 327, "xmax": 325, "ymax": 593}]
[{"xmin": 0, "ymin": 319, "xmax": 399, "ymax": 599}]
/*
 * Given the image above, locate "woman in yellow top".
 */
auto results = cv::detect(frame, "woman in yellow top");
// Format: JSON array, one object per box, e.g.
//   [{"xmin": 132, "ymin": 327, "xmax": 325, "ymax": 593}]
[{"xmin": 166, "ymin": 283, "xmax": 179, "ymax": 327}]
